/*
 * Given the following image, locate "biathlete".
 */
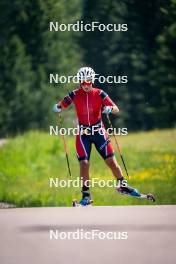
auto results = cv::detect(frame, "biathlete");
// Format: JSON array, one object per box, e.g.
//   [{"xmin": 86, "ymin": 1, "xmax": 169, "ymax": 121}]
[{"xmin": 53, "ymin": 67, "xmax": 155, "ymax": 205}]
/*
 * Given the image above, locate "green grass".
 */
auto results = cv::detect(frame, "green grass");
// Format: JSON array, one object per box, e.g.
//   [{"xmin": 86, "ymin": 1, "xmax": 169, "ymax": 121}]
[{"xmin": 0, "ymin": 129, "xmax": 176, "ymax": 207}]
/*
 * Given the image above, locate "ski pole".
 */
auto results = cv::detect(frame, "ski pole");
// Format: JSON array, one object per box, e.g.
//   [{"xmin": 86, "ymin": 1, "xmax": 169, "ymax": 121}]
[
  {"xmin": 106, "ymin": 114, "xmax": 130, "ymax": 179},
  {"xmin": 57, "ymin": 113, "xmax": 72, "ymax": 177}
]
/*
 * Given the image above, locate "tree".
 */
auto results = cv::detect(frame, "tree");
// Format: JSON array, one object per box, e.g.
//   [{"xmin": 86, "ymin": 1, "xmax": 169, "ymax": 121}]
[
  {"xmin": 0, "ymin": 0, "xmax": 82, "ymax": 136},
  {"xmin": 81, "ymin": 0, "xmax": 176, "ymax": 130}
]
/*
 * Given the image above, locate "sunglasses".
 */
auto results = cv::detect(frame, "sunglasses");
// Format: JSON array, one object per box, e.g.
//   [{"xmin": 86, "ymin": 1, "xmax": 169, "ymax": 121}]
[{"xmin": 80, "ymin": 81, "xmax": 92, "ymax": 85}]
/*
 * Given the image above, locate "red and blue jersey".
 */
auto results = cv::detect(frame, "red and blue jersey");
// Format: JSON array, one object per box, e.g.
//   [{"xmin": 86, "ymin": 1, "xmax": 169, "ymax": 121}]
[
  {"xmin": 59, "ymin": 87, "xmax": 116, "ymax": 161},
  {"xmin": 60, "ymin": 87, "xmax": 115, "ymax": 126}
]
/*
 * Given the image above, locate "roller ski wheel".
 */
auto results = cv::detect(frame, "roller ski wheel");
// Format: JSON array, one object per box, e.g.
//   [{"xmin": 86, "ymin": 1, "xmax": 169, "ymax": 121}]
[
  {"xmin": 117, "ymin": 187, "xmax": 155, "ymax": 202},
  {"xmin": 72, "ymin": 199, "xmax": 93, "ymax": 207},
  {"xmin": 146, "ymin": 193, "xmax": 155, "ymax": 202}
]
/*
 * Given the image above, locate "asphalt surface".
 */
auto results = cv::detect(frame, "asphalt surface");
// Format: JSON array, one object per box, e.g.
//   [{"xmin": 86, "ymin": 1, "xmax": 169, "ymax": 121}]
[{"xmin": 0, "ymin": 205, "xmax": 175, "ymax": 264}]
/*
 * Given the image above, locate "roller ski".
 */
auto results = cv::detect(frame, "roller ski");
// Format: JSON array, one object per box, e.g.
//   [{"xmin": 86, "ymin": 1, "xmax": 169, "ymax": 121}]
[
  {"xmin": 117, "ymin": 185, "xmax": 155, "ymax": 202},
  {"xmin": 73, "ymin": 189, "xmax": 93, "ymax": 207},
  {"xmin": 72, "ymin": 198, "xmax": 93, "ymax": 207}
]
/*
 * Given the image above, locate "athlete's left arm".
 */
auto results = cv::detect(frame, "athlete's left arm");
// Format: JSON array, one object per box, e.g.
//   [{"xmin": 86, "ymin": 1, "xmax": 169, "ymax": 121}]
[{"xmin": 100, "ymin": 90, "xmax": 119, "ymax": 114}]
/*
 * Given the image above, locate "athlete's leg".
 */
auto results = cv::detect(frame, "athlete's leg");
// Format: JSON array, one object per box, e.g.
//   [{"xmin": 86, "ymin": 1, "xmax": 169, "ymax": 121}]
[
  {"xmin": 105, "ymin": 155, "xmax": 124, "ymax": 180},
  {"xmin": 80, "ymin": 159, "xmax": 90, "ymax": 186},
  {"xmin": 94, "ymin": 130, "xmax": 141, "ymax": 195},
  {"xmin": 94, "ymin": 130, "xmax": 124, "ymax": 180},
  {"xmin": 76, "ymin": 134, "xmax": 92, "ymax": 200},
  {"xmin": 80, "ymin": 160, "xmax": 91, "ymax": 201}
]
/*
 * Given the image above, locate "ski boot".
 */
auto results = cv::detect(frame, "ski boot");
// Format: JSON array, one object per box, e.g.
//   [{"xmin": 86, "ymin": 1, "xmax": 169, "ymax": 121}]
[
  {"xmin": 117, "ymin": 184, "xmax": 155, "ymax": 202},
  {"xmin": 72, "ymin": 190, "xmax": 93, "ymax": 207},
  {"xmin": 117, "ymin": 185, "xmax": 141, "ymax": 197}
]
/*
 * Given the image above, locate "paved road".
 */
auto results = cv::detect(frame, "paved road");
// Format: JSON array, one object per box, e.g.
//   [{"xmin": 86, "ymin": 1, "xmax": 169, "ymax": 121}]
[{"xmin": 0, "ymin": 206, "xmax": 175, "ymax": 264}]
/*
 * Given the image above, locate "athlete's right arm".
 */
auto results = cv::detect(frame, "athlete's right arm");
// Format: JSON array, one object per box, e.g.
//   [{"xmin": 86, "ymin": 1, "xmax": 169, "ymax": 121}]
[
  {"xmin": 60, "ymin": 91, "xmax": 76, "ymax": 108},
  {"xmin": 53, "ymin": 91, "xmax": 75, "ymax": 112}
]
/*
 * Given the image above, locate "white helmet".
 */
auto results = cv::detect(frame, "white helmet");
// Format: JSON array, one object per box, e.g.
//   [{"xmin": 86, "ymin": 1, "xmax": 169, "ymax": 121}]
[{"xmin": 77, "ymin": 67, "xmax": 95, "ymax": 82}]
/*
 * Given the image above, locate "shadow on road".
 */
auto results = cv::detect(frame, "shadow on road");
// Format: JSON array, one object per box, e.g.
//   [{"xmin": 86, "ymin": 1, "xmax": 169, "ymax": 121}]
[{"xmin": 19, "ymin": 223, "xmax": 176, "ymax": 233}]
